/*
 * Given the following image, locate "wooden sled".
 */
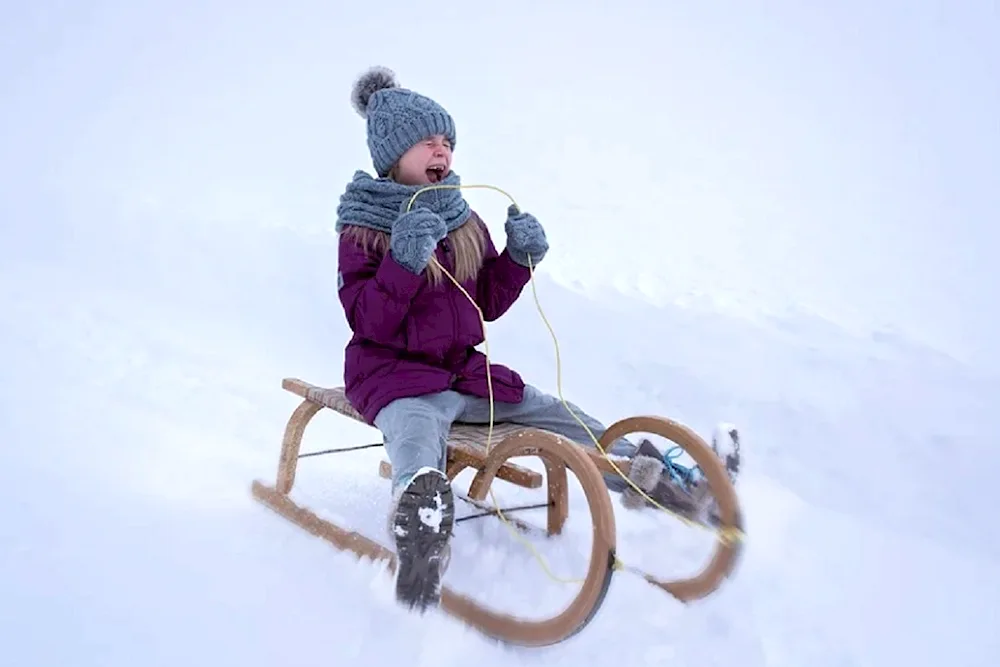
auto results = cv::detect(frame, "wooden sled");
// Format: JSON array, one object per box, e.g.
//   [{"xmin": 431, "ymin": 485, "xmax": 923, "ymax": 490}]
[{"xmin": 251, "ymin": 378, "xmax": 745, "ymax": 647}]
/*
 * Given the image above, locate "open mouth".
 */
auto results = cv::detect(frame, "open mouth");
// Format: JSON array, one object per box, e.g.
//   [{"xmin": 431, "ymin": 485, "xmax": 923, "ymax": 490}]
[{"xmin": 425, "ymin": 165, "xmax": 447, "ymax": 183}]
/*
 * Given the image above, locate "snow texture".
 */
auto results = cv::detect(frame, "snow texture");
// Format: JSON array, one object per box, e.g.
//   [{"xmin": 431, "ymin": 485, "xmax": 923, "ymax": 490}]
[{"xmin": 2, "ymin": 2, "xmax": 999, "ymax": 666}]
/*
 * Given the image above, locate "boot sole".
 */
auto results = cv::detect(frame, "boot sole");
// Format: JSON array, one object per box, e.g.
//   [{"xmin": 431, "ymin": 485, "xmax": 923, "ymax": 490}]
[{"xmin": 392, "ymin": 469, "xmax": 455, "ymax": 612}]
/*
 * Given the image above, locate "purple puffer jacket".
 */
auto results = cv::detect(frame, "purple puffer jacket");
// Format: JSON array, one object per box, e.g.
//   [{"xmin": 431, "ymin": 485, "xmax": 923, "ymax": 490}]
[{"xmin": 337, "ymin": 211, "xmax": 531, "ymax": 424}]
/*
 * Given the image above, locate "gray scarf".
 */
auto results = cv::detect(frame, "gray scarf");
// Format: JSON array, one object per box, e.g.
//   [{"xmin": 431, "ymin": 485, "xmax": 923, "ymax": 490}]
[{"xmin": 334, "ymin": 169, "xmax": 471, "ymax": 234}]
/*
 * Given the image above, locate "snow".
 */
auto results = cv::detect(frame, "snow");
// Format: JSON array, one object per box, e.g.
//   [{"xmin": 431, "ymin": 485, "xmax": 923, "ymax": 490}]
[{"xmin": 3, "ymin": 1, "xmax": 1000, "ymax": 666}]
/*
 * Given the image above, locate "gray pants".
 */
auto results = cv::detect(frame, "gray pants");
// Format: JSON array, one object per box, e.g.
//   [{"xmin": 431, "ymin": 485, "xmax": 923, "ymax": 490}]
[{"xmin": 373, "ymin": 384, "xmax": 639, "ymax": 494}]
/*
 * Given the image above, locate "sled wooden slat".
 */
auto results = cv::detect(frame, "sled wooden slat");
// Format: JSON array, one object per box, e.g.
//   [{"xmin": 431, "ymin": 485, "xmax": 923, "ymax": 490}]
[{"xmin": 281, "ymin": 377, "xmax": 543, "ymax": 490}]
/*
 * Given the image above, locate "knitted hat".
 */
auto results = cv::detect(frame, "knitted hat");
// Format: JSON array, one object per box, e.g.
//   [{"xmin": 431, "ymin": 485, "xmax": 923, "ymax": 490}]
[{"xmin": 350, "ymin": 66, "xmax": 457, "ymax": 177}]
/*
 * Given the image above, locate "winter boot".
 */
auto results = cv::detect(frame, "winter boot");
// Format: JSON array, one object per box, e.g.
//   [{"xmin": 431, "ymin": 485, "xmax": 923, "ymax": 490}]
[
  {"xmin": 698, "ymin": 423, "xmax": 741, "ymax": 526},
  {"xmin": 621, "ymin": 439, "xmax": 701, "ymax": 517},
  {"xmin": 711, "ymin": 422, "xmax": 742, "ymax": 483},
  {"xmin": 388, "ymin": 466, "xmax": 455, "ymax": 612},
  {"xmin": 621, "ymin": 426, "xmax": 741, "ymax": 527}
]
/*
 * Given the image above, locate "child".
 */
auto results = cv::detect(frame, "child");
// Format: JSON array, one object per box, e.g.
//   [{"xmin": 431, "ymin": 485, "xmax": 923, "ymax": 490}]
[{"xmin": 334, "ymin": 66, "xmax": 729, "ymax": 612}]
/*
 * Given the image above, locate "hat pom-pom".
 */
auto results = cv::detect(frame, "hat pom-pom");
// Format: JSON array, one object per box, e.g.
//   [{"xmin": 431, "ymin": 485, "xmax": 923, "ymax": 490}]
[{"xmin": 351, "ymin": 66, "xmax": 398, "ymax": 117}]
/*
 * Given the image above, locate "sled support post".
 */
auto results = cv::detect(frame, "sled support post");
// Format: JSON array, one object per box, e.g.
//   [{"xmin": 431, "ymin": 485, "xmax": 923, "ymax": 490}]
[
  {"xmin": 275, "ymin": 399, "xmax": 323, "ymax": 493},
  {"xmin": 542, "ymin": 455, "xmax": 569, "ymax": 535}
]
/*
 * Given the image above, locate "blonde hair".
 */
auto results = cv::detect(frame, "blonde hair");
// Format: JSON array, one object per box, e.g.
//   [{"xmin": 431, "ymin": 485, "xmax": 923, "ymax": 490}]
[{"xmin": 341, "ymin": 217, "xmax": 485, "ymax": 286}]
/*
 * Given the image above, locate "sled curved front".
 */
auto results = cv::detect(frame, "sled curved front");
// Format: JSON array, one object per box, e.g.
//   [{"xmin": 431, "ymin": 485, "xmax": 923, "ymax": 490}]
[
  {"xmin": 598, "ymin": 415, "xmax": 744, "ymax": 601},
  {"xmin": 441, "ymin": 428, "xmax": 618, "ymax": 646}
]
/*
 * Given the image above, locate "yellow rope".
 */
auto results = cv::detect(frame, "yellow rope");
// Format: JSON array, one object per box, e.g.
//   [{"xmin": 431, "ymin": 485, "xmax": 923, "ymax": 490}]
[{"xmin": 404, "ymin": 184, "xmax": 743, "ymax": 584}]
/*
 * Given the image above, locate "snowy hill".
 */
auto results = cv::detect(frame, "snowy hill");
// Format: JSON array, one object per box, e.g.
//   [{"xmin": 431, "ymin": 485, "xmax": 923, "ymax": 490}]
[{"xmin": 3, "ymin": 2, "xmax": 999, "ymax": 666}]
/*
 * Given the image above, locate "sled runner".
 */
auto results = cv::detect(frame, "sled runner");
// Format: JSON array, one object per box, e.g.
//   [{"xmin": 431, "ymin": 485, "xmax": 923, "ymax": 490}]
[{"xmin": 250, "ymin": 377, "xmax": 745, "ymax": 647}]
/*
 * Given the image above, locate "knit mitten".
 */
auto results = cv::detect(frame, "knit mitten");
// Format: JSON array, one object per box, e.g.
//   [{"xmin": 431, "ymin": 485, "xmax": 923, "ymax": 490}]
[
  {"xmin": 390, "ymin": 208, "xmax": 447, "ymax": 274},
  {"xmin": 504, "ymin": 205, "xmax": 548, "ymax": 267}
]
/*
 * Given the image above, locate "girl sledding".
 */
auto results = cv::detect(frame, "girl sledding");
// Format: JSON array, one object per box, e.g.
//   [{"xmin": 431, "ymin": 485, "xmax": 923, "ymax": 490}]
[{"xmin": 250, "ymin": 66, "xmax": 745, "ymax": 647}]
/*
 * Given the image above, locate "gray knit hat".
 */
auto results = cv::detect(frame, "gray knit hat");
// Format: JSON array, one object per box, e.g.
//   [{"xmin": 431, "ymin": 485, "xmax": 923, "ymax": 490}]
[{"xmin": 350, "ymin": 66, "xmax": 457, "ymax": 177}]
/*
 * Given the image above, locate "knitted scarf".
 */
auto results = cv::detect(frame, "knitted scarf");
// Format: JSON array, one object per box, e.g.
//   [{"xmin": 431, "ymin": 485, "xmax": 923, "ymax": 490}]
[{"xmin": 334, "ymin": 169, "xmax": 471, "ymax": 234}]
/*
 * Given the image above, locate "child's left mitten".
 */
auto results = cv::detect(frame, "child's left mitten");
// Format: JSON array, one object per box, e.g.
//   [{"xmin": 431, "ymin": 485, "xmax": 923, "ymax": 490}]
[{"xmin": 504, "ymin": 204, "xmax": 549, "ymax": 267}]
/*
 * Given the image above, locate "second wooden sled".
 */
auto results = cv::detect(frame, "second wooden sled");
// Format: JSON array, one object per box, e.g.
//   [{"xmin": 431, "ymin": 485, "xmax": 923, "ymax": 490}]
[{"xmin": 251, "ymin": 378, "xmax": 745, "ymax": 647}]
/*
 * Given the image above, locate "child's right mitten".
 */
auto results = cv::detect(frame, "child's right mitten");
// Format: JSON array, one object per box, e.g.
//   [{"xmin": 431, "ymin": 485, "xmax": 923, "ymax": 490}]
[{"xmin": 390, "ymin": 208, "xmax": 448, "ymax": 274}]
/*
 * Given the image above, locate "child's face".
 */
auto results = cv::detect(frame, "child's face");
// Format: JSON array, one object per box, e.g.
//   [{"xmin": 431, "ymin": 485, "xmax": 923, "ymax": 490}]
[{"xmin": 393, "ymin": 134, "xmax": 453, "ymax": 185}]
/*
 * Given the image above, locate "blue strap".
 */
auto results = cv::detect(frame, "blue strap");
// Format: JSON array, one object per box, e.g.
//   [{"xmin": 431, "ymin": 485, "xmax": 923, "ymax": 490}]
[{"xmin": 662, "ymin": 446, "xmax": 702, "ymax": 490}]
